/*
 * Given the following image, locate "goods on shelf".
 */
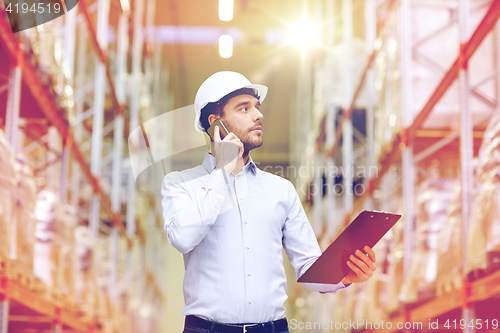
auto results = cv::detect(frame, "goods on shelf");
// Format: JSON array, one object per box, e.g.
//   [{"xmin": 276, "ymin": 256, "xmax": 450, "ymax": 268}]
[
  {"xmin": 33, "ymin": 190, "xmax": 62, "ymax": 287},
  {"xmin": 436, "ymin": 169, "xmax": 478, "ymax": 296},
  {"xmin": 33, "ymin": 189, "xmax": 76, "ymax": 305},
  {"xmin": 136, "ymin": 191, "xmax": 151, "ymax": 231},
  {"xmin": 331, "ymin": 283, "xmax": 348, "ymax": 333},
  {"xmin": 343, "ymin": 283, "xmax": 359, "ymax": 323},
  {"xmin": 351, "ymin": 283, "xmax": 366, "ymax": 322},
  {"xmin": 110, "ymin": 237, "xmax": 130, "ymax": 333},
  {"xmin": 116, "ymin": 237, "xmax": 129, "ymax": 304},
  {"xmin": 0, "ymin": 129, "xmax": 15, "ymax": 272},
  {"xmin": 94, "ymin": 237, "xmax": 113, "ymax": 323},
  {"xmin": 387, "ymin": 220, "xmax": 404, "ymax": 315},
  {"xmin": 467, "ymin": 114, "xmax": 500, "ymax": 279},
  {"xmin": 360, "ymin": 236, "xmax": 392, "ymax": 322},
  {"xmin": 400, "ymin": 173, "xmax": 457, "ymax": 304},
  {"xmin": 58, "ymin": 205, "xmax": 76, "ymax": 307},
  {"xmin": 11, "ymin": 155, "xmax": 37, "ymax": 284},
  {"xmin": 375, "ymin": 188, "xmax": 404, "ymax": 316},
  {"xmin": 74, "ymin": 225, "xmax": 95, "ymax": 316}
]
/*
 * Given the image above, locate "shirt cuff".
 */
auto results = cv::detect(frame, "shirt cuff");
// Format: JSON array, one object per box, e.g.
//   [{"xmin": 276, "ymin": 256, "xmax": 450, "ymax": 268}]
[
  {"xmin": 300, "ymin": 281, "xmax": 347, "ymax": 294},
  {"xmin": 318, "ymin": 281, "xmax": 350, "ymax": 294}
]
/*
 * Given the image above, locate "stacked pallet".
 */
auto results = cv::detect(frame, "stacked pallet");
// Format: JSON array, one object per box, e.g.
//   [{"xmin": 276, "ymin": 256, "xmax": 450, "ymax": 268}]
[
  {"xmin": 467, "ymin": 114, "xmax": 500, "ymax": 279},
  {"xmin": 401, "ymin": 174, "xmax": 457, "ymax": 305}
]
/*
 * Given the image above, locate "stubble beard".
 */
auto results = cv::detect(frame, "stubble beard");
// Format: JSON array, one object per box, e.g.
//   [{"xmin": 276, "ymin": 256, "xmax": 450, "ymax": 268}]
[
  {"xmin": 242, "ymin": 133, "xmax": 263, "ymax": 153},
  {"xmin": 225, "ymin": 122, "xmax": 263, "ymax": 154}
]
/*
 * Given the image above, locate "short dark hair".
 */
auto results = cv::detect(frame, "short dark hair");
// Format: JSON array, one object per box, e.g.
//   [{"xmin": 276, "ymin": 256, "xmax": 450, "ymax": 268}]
[
  {"xmin": 200, "ymin": 87, "xmax": 260, "ymax": 133},
  {"xmin": 200, "ymin": 102, "xmax": 224, "ymax": 133}
]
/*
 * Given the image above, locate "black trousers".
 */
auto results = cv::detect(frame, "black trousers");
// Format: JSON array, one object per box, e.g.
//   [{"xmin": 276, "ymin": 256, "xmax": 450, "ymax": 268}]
[{"xmin": 182, "ymin": 315, "xmax": 289, "ymax": 333}]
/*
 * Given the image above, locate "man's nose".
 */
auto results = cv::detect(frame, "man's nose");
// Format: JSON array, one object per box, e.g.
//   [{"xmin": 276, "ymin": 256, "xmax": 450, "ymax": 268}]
[{"xmin": 253, "ymin": 107, "xmax": 263, "ymax": 120}]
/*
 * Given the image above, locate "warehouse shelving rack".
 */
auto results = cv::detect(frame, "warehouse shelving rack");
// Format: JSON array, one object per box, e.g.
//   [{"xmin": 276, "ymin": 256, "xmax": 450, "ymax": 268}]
[
  {"xmin": 1, "ymin": 276, "xmax": 91, "ymax": 332},
  {"xmin": 293, "ymin": 0, "xmax": 500, "ymax": 332},
  {"xmin": 312, "ymin": 0, "xmax": 497, "ymax": 233},
  {"xmin": 374, "ymin": 269, "xmax": 500, "ymax": 333},
  {"xmin": 0, "ymin": 0, "xmax": 167, "ymax": 330}
]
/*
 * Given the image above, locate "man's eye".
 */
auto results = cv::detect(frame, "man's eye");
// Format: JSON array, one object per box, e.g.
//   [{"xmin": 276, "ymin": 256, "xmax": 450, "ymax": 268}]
[{"xmin": 240, "ymin": 107, "xmax": 248, "ymax": 112}]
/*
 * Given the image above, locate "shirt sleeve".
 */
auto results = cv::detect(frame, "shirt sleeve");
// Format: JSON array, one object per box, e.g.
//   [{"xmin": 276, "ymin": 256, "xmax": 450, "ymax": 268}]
[
  {"xmin": 282, "ymin": 181, "xmax": 348, "ymax": 294},
  {"xmin": 161, "ymin": 168, "xmax": 229, "ymax": 254}
]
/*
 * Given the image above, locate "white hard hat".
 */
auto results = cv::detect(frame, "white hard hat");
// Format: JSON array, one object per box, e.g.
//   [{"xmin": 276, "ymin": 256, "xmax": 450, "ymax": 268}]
[{"xmin": 194, "ymin": 71, "xmax": 268, "ymax": 133}]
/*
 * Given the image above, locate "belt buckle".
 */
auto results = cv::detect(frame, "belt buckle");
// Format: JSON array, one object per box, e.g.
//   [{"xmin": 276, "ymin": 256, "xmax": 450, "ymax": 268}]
[{"xmin": 242, "ymin": 323, "xmax": 257, "ymax": 333}]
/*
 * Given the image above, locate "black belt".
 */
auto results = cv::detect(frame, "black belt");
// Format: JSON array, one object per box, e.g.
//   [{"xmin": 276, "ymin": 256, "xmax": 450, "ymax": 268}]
[{"xmin": 185, "ymin": 315, "xmax": 288, "ymax": 333}]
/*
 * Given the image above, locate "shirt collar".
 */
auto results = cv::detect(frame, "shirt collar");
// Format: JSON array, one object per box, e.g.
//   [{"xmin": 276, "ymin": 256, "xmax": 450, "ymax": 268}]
[{"xmin": 203, "ymin": 152, "xmax": 258, "ymax": 176}]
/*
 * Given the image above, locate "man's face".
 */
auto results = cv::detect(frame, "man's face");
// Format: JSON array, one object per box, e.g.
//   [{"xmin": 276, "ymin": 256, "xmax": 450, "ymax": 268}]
[{"xmin": 220, "ymin": 94, "xmax": 264, "ymax": 153}]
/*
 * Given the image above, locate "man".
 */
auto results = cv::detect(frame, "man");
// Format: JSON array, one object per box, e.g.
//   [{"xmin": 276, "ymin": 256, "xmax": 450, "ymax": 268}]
[{"xmin": 161, "ymin": 71, "xmax": 377, "ymax": 333}]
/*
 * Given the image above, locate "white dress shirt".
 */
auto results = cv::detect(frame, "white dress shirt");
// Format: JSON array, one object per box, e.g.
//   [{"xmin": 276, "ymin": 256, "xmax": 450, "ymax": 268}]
[{"xmin": 161, "ymin": 153, "xmax": 347, "ymax": 324}]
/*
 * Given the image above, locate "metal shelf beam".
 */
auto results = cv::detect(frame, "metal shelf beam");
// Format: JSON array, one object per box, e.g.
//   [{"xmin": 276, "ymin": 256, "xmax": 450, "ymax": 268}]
[{"xmin": 0, "ymin": 277, "xmax": 99, "ymax": 333}]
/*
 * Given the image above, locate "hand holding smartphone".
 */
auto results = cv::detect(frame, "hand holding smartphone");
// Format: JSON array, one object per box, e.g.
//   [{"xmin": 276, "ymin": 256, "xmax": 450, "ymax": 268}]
[
  {"xmin": 206, "ymin": 118, "xmax": 242, "ymax": 175},
  {"xmin": 207, "ymin": 118, "xmax": 229, "ymax": 141}
]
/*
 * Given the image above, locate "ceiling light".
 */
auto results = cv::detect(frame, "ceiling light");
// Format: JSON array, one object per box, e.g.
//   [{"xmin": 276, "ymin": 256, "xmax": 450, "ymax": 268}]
[
  {"xmin": 120, "ymin": 0, "xmax": 130, "ymax": 15},
  {"xmin": 219, "ymin": 0, "xmax": 234, "ymax": 21},
  {"xmin": 219, "ymin": 35, "xmax": 233, "ymax": 58},
  {"xmin": 288, "ymin": 18, "xmax": 321, "ymax": 49}
]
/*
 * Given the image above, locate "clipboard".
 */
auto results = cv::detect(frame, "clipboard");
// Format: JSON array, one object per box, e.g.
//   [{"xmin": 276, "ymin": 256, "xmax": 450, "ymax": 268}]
[{"xmin": 297, "ymin": 210, "xmax": 401, "ymax": 284}]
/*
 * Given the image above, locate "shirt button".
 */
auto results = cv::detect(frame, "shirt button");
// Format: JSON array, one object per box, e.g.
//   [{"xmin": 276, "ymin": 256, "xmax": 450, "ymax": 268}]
[
  {"xmin": 246, "ymin": 246, "xmax": 250, "ymax": 249},
  {"xmin": 224, "ymin": 186, "xmax": 228, "ymax": 190},
  {"xmin": 247, "ymin": 273, "xmax": 251, "ymax": 276},
  {"xmin": 248, "ymin": 300, "xmax": 252, "ymax": 304},
  {"xmin": 239, "ymin": 197, "xmax": 243, "ymax": 201},
  {"xmin": 244, "ymin": 220, "xmax": 248, "ymax": 224}
]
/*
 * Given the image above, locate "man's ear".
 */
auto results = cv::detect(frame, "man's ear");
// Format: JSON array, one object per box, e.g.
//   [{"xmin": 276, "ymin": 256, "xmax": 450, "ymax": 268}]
[{"xmin": 208, "ymin": 114, "xmax": 219, "ymax": 126}]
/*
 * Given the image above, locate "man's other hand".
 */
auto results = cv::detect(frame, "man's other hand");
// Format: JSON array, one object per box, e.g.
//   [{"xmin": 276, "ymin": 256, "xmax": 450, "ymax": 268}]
[{"xmin": 341, "ymin": 246, "xmax": 377, "ymax": 285}]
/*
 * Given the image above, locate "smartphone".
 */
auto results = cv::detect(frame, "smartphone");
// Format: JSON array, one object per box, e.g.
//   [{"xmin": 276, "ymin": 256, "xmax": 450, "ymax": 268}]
[{"xmin": 207, "ymin": 118, "xmax": 229, "ymax": 141}]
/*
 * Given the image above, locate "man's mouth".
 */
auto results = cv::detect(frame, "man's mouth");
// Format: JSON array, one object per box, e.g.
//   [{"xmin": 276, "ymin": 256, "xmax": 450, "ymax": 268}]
[{"xmin": 250, "ymin": 126, "xmax": 263, "ymax": 132}]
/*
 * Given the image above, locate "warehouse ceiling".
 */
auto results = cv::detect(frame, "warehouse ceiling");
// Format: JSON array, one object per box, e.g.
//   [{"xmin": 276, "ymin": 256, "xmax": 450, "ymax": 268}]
[{"xmin": 153, "ymin": 0, "xmax": 322, "ymax": 166}]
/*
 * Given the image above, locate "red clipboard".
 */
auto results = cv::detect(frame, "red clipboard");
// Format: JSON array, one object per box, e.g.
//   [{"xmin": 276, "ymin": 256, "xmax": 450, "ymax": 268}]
[{"xmin": 297, "ymin": 210, "xmax": 401, "ymax": 284}]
